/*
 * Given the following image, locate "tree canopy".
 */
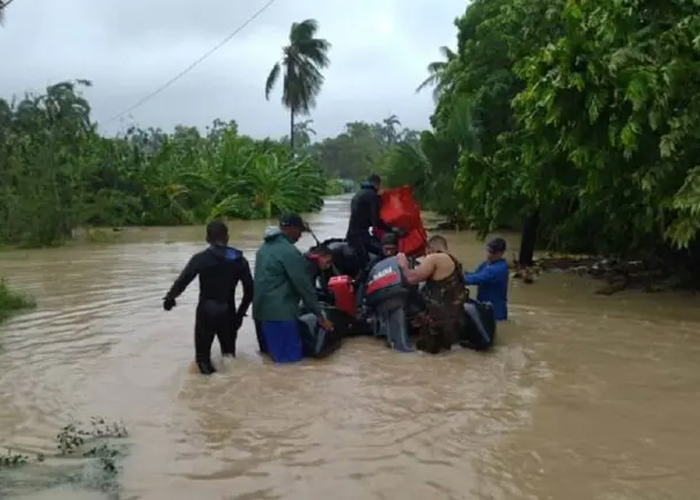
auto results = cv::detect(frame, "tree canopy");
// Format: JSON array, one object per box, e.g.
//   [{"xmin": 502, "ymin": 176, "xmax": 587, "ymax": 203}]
[
  {"xmin": 0, "ymin": 80, "xmax": 421, "ymax": 247},
  {"xmin": 378, "ymin": 0, "xmax": 700, "ymax": 276}
]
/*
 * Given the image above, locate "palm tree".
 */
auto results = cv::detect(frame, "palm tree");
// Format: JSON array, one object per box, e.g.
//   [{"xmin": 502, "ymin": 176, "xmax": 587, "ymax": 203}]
[
  {"xmin": 292, "ymin": 119, "xmax": 316, "ymax": 149},
  {"xmin": 381, "ymin": 114, "xmax": 401, "ymax": 145},
  {"xmin": 415, "ymin": 46, "xmax": 456, "ymax": 101},
  {"xmin": 265, "ymin": 19, "xmax": 331, "ymax": 150}
]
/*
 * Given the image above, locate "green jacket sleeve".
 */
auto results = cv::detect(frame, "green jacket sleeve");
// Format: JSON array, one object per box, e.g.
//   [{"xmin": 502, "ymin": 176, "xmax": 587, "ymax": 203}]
[{"xmin": 280, "ymin": 244, "xmax": 322, "ymax": 316}]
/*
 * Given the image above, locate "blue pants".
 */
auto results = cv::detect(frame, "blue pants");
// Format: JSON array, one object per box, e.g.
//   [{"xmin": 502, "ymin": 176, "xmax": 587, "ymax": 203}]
[{"xmin": 261, "ymin": 320, "xmax": 303, "ymax": 363}]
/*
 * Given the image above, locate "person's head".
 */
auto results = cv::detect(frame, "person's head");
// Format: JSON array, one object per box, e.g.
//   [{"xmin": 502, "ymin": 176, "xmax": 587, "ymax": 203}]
[
  {"xmin": 426, "ymin": 235, "xmax": 448, "ymax": 254},
  {"xmin": 306, "ymin": 244, "xmax": 334, "ymax": 271},
  {"xmin": 367, "ymin": 173, "xmax": 381, "ymax": 191},
  {"xmin": 381, "ymin": 232, "xmax": 398, "ymax": 257},
  {"xmin": 206, "ymin": 219, "xmax": 229, "ymax": 246},
  {"xmin": 278, "ymin": 213, "xmax": 308, "ymax": 243},
  {"xmin": 486, "ymin": 237, "xmax": 507, "ymax": 262}
]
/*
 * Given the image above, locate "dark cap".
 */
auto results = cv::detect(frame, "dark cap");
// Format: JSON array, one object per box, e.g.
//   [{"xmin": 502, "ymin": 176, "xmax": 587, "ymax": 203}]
[
  {"xmin": 486, "ymin": 237, "xmax": 506, "ymax": 253},
  {"xmin": 381, "ymin": 232, "xmax": 398, "ymax": 246},
  {"xmin": 279, "ymin": 213, "xmax": 309, "ymax": 231},
  {"xmin": 367, "ymin": 173, "xmax": 381, "ymax": 184}
]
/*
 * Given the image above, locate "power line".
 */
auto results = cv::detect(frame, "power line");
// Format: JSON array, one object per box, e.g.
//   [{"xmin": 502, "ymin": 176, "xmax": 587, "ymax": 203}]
[{"xmin": 105, "ymin": 0, "xmax": 278, "ymax": 125}]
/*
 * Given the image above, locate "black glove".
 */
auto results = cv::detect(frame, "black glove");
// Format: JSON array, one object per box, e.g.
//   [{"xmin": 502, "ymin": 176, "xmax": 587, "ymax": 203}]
[
  {"xmin": 231, "ymin": 312, "xmax": 244, "ymax": 331},
  {"xmin": 163, "ymin": 296, "xmax": 176, "ymax": 311}
]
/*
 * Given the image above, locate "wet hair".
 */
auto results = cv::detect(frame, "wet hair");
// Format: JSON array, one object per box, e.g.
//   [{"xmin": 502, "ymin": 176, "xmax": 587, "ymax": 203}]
[
  {"xmin": 307, "ymin": 243, "xmax": 333, "ymax": 257},
  {"xmin": 427, "ymin": 235, "xmax": 448, "ymax": 251},
  {"xmin": 206, "ymin": 219, "xmax": 228, "ymax": 244},
  {"xmin": 367, "ymin": 174, "xmax": 381, "ymax": 185}
]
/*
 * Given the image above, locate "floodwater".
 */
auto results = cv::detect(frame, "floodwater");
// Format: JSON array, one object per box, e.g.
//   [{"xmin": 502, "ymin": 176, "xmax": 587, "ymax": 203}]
[{"xmin": 1, "ymin": 195, "xmax": 699, "ymax": 500}]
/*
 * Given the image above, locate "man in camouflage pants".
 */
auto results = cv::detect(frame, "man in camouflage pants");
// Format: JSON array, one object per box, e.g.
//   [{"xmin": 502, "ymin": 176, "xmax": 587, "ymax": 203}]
[{"xmin": 397, "ymin": 235, "xmax": 467, "ymax": 354}]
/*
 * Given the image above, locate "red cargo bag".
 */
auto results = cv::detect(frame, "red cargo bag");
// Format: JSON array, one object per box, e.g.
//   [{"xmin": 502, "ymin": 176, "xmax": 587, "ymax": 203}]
[
  {"xmin": 379, "ymin": 186, "xmax": 422, "ymax": 229},
  {"xmin": 373, "ymin": 186, "xmax": 427, "ymax": 258}
]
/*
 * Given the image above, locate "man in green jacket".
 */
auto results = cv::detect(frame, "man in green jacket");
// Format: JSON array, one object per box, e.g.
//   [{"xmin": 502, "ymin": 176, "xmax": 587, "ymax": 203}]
[{"xmin": 252, "ymin": 213, "xmax": 334, "ymax": 363}]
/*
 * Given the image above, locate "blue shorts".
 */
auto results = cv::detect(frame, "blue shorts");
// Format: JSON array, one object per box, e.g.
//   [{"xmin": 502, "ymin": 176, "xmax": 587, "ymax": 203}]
[{"xmin": 261, "ymin": 320, "xmax": 303, "ymax": 363}]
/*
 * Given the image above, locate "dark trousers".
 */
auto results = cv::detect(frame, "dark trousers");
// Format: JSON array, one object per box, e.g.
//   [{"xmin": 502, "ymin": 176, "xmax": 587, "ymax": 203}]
[
  {"xmin": 194, "ymin": 300, "xmax": 237, "ymax": 366},
  {"xmin": 346, "ymin": 232, "xmax": 382, "ymax": 272}
]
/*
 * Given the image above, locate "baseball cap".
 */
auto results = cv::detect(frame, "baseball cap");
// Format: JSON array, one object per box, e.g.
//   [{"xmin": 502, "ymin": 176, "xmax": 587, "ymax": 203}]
[
  {"xmin": 278, "ymin": 213, "xmax": 309, "ymax": 231},
  {"xmin": 486, "ymin": 237, "xmax": 507, "ymax": 253},
  {"xmin": 381, "ymin": 232, "xmax": 398, "ymax": 246}
]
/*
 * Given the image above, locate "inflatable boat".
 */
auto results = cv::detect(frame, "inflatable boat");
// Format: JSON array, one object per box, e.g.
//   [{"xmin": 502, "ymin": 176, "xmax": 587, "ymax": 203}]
[{"xmin": 311, "ymin": 185, "xmax": 497, "ymax": 353}]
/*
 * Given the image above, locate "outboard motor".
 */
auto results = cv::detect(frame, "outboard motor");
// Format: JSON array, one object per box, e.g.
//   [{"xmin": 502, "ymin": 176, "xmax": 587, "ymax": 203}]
[
  {"xmin": 460, "ymin": 299, "xmax": 497, "ymax": 351},
  {"xmin": 364, "ymin": 256, "xmax": 413, "ymax": 352}
]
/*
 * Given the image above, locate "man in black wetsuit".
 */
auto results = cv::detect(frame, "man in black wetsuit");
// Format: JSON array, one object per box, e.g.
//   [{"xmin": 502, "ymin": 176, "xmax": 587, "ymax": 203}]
[
  {"xmin": 346, "ymin": 174, "xmax": 395, "ymax": 270},
  {"xmin": 162, "ymin": 220, "xmax": 254, "ymax": 375}
]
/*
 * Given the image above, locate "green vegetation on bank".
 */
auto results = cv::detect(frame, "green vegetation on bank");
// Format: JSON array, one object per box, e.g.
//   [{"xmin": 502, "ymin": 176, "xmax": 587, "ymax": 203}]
[
  {"xmin": 0, "ymin": 280, "xmax": 35, "ymax": 323},
  {"xmin": 374, "ymin": 0, "xmax": 700, "ymax": 282},
  {"xmin": 0, "ymin": 80, "xmax": 330, "ymax": 248}
]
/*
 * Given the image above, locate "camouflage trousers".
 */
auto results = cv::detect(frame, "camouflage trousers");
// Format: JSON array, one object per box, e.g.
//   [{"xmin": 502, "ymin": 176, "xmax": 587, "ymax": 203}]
[{"xmin": 413, "ymin": 308, "xmax": 461, "ymax": 354}]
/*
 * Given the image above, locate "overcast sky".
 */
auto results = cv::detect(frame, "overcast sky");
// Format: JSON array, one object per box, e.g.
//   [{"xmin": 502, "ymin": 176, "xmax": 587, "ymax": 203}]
[{"xmin": 0, "ymin": 0, "xmax": 465, "ymax": 139}]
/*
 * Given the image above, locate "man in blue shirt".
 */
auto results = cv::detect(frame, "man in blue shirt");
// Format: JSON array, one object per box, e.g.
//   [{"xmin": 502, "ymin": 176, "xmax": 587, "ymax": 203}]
[{"xmin": 464, "ymin": 237, "xmax": 509, "ymax": 321}]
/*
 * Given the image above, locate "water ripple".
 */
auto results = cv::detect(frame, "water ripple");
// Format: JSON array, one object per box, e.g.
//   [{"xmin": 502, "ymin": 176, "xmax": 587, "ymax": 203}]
[{"xmin": 1, "ymin": 196, "xmax": 699, "ymax": 498}]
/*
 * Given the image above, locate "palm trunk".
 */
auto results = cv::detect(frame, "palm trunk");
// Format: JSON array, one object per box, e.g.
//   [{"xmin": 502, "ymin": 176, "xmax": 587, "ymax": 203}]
[{"xmin": 289, "ymin": 111, "xmax": 295, "ymax": 151}]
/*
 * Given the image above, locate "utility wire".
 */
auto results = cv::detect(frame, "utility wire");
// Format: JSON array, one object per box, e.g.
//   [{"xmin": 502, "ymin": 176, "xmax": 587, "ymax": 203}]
[{"xmin": 105, "ymin": 0, "xmax": 278, "ymax": 125}]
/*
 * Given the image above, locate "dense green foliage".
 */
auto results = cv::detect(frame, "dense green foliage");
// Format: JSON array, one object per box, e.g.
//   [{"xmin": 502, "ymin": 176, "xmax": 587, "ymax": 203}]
[
  {"xmin": 0, "ymin": 279, "xmax": 35, "ymax": 323},
  {"xmin": 0, "ymin": 81, "xmax": 332, "ymax": 247},
  {"xmin": 0, "ymin": 79, "xmax": 424, "ymax": 248},
  {"xmin": 265, "ymin": 19, "xmax": 331, "ymax": 150},
  {"xmin": 379, "ymin": 0, "xmax": 700, "ymax": 271}
]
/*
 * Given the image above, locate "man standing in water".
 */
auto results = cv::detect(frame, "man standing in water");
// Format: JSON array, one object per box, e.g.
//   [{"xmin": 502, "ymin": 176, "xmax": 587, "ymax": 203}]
[
  {"xmin": 162, "ymin": 220, "xmax": 254, "ymax": 375},
  {"xmin": 396, "ymin": 235, "xmax": 467, "ymax": 354},
  {"xmin": 346, "ymin": 174, "xmax": 394, "ymax": 270},
  {"xmin": 253, "ymin": 214, "xmax": 334, "ymax": 363},
  {"xmin": 463, "ymin": 237, "xmax": 509, "ymax": 321}
]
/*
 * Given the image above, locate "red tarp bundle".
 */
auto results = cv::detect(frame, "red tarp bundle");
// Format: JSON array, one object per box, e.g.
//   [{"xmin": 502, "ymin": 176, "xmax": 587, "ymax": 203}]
[{"xmin": 373, "ymin": 185, "xmax": 427, "ymax": 257}]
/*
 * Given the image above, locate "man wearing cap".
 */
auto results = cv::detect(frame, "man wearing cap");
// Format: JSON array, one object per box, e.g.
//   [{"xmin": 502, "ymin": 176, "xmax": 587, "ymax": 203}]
[
  {"xmin": 463, "ymin": 237, "xmax": 509, "ymax": 321},
  {"xmin": 252, "ymin": 213, "xmax": 334, "ymax": 363}
]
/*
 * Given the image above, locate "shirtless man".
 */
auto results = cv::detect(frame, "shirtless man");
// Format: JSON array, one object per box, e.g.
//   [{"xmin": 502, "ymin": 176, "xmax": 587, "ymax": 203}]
[{"xmin": 396, "ymin": 235, "xmax": 466, "ymax": 354}]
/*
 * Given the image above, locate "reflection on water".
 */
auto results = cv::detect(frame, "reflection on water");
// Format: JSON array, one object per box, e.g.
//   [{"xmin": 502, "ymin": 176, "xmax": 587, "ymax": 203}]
[{"xmin": 1, "ymin": 195, "xmax": 699, "ymax": 499}]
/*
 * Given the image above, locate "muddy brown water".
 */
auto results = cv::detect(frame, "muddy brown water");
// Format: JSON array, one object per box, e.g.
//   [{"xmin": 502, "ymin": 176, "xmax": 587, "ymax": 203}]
[{"xmin": 1, "ymin": 195, "xmax": 699, "ymax": 499}]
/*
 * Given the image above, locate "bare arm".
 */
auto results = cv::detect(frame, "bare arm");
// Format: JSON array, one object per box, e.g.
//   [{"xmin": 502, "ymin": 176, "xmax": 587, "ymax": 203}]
[{"xmin": 398, "ymin": 254, "xmax": 436, "ymax": 285}]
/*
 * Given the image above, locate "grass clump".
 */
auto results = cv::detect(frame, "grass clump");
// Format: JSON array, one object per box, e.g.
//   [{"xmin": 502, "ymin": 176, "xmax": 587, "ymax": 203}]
[
  {"xmin": 0, "ymin": 279, "xmax": 35, "ymax": 323},
  {"xmin": 1, "ymin": 417, "xmax": 128, "ymax": 473}
]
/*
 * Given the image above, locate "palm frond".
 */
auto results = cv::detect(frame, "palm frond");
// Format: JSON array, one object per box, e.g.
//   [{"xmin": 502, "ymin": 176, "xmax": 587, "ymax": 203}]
[{"xmin": 265, "ymin": 62, "xmax": 281, "ymax": 100}]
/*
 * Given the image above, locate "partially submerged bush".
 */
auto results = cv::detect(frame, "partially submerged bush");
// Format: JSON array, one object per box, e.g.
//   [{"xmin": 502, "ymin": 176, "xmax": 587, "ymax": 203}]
[
  {"xmin": 1, "ymin": 417, "xmax": 128, "ymax": 473},
  {"xmin": 0, "ymin": 279, "xmax": 35, "ymax": 322}
]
